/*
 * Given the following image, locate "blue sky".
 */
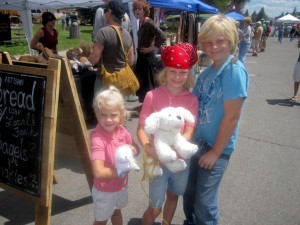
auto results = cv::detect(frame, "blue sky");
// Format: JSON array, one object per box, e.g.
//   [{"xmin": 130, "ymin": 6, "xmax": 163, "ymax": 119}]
[{"xmin": 244, "ymin": 0, "xmax": 300, "ymax": 18}]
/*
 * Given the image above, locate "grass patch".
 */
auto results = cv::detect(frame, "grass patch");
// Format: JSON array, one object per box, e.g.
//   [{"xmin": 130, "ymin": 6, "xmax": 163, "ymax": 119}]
[{"xmin": 0, "ymin": 24, "xmax": 93, "ymax": 57}]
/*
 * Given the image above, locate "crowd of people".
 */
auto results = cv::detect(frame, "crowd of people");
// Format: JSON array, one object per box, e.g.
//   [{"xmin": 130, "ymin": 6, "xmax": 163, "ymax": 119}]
[{"xmin": 28, "ymin": 2, "xmax": 298, "ymax": 225}]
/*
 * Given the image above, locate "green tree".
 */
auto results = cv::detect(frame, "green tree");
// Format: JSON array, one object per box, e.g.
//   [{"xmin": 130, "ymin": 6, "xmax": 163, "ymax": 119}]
[
  {"xmin": 251, "ymin": 11, "xmax": 257, "ymax": 22},
  {"xmin": 204, "ymin": 0, "xmax": 231, "ymax": 12},
  {"xmin": 256, "ymin": 7, "xmax": 268, "ymax": 21},
  {"xmin": 229, "ymin": 0, "xmax": 251, "ymax": 13},
  {"xmin": 202, "ymin": 0, "xmax": 250, "ymax": 12},
  {"xmin": 244, "ymin": 9, "xmax": 249, "ymax": 17},
  {"xmin": 292, "ymin": 7, "xmax": 297, "ymax": 16},
  {"xmin": 275, "ymin": 13, "xmax": 284, "ymax": 20}
]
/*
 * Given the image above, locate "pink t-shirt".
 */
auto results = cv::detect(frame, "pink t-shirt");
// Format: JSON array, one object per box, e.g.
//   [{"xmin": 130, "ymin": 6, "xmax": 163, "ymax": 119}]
[
  {"xmin": 139, "ymin": 86, "xmax": 199, "ymax": 127},
  {"xmin": 90, "ymin": 124, "xmax": 133, "ymax": 192}
]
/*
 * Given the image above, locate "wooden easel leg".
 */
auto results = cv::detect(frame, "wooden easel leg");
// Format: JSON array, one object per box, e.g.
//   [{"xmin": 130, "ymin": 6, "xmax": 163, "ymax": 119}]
[{"xmin": 35, "ymin": 203, "xmax": 51, "ymax": 225}]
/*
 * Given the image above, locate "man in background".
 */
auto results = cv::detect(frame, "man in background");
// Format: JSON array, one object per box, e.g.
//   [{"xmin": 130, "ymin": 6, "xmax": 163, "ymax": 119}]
[{"xmin": 252, "ymin": 21, "xmax": 263, "ymax": 56}]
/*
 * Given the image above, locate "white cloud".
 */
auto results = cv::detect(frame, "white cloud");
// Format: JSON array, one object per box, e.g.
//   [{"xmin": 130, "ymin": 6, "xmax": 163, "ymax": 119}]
[{"xmin": 244, "ymin": 0, "xmax": 300, "ymax": 18}]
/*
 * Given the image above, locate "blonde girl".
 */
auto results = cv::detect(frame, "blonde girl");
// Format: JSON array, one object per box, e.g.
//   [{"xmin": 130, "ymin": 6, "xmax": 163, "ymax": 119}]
[
  {"xmin": 90, "ymin": 86, "xmax": 139, "ymax": 225},
  {"xmin": 137, "ymin": 43, "xmax": 199, "ymax": 225}
]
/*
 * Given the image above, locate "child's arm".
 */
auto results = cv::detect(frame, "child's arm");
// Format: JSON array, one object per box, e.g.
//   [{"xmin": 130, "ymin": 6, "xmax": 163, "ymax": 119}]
[
  {"xmin": 137, "ymin": 124, "xmax": 159, "ymax": 161},
  {"xmin": 131, "ymin": 140, "xmax": 140, "ymax": 157},
  {"xmin": 182, "ymin": 125, "xmax": 195, "ymax": 141},
  {"xmin": 91, "ymin": 160, "xmax": 118, "ymax": 179}
]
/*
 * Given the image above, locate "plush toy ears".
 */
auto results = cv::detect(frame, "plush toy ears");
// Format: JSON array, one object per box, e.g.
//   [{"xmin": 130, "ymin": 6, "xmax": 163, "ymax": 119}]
[
  {"xmin": 144, "ymin": 111, "xmax": 161, "ymax": 135},
  {"xmin": 177, "ymin": 107, "xmax": 195, "ymax": 123}
]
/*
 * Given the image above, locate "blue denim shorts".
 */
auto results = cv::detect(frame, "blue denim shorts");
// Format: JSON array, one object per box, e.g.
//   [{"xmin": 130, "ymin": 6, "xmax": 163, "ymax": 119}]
[{"xmin": 148, "ymin": 160, "xmax": 190, "ymax": 208}]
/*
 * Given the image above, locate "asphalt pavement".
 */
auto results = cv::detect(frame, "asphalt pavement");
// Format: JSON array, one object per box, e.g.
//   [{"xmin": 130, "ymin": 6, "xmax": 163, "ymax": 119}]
[{"xmin": 1, "ymin": 36, "xmax": 300, "ymax": 225}]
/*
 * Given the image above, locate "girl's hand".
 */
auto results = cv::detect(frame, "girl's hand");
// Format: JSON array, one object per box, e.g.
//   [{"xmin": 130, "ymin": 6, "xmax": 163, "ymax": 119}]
[
  {"xmin": 144, "ymin": 143, "xmax": 160, "ymax": 161},
  {"xmin": 129, "ymin": 145, "xmax": 139, "ymax": 157},
  {"xmin": 198, "ymin": 149, "xmax": 219, "ymax": 170},
  {"xmin": 131, "ymin": 141, "xmax": 140, "ymax": 157}
]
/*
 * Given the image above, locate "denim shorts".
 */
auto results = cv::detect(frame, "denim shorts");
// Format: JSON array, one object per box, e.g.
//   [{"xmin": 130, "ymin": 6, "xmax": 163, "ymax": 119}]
[{"xmin": 148, "ymin": 160, "xmax": 190, "ymax": 208}]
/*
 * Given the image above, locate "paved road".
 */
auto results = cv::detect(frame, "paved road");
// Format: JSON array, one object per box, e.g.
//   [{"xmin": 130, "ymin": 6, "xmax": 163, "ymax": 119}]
[{"xmin": 1, "ymin": 37, "xmax": 300, "ymax": 225}]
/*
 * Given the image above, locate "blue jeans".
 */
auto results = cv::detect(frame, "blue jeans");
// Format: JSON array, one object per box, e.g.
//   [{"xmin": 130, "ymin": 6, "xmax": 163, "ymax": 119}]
[
  {"xmin": 183, "ymin": 141, "xmax": 230, "ymax": 225},
  {"xmin": 278, "ymin": 32, "xmax": 283, "ymax": 43},
  {"xmin": 149, "ymin": 160, "xmax": 190, "ymax": 208},
  {"xmin": 238, "ymin": 41, "xmax": 251, "ymax": 64}
]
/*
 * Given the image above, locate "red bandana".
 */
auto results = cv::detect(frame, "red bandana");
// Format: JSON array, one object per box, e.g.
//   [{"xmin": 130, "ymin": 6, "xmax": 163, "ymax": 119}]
[{"xmin": 161, "ymin": 43, "xmax": 198, "ymax": 69}]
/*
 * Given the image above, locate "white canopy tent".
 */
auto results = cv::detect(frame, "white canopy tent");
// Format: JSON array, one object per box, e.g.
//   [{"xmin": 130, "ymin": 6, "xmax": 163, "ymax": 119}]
[
  {"xmin": 0, "ymin": 0, "xmax": 106, "ymax": 54},
  {"xmin": 276, "ymin": 14, "xmax": 300, "ymax": 23}
]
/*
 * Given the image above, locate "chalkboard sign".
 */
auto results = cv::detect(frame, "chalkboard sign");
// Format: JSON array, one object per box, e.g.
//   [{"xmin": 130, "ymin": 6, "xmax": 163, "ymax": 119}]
[
  {"xmin": 0, "ymin": 13, "xmax": 11, "ymax": 41},
  {"xmin": 0, "ymin": 70, "xmax": 47, "ymax": 197}
]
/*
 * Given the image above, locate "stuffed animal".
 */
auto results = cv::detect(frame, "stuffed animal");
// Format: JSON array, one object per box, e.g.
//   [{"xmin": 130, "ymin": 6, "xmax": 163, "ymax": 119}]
[
  {"xmin": 144, "ymin": 107, "xmax": 198, "ymax": 178},
  {"xmin": 115, "ymin": 144, "xmax": 140, "ymax": 177}
]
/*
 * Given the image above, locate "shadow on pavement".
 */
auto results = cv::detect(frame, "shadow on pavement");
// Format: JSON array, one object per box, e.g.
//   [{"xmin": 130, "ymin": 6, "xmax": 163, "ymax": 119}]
[
  {"xmin": 127, "ymin": 218, "xmax": 161, "ymax": 225},
  {"xmin": 266, "ymin": 98, "xmax": 300, "ymax": 107},
  {"xmin": 0, "ymin": 191, "xmax": 92, "ymax": 225}
]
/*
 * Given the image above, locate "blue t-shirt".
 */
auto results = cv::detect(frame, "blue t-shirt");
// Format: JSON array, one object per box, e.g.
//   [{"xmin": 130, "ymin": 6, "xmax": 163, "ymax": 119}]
[{"xmin": 193, "ymin": 55, "xmax": 249, "ymax": 155}]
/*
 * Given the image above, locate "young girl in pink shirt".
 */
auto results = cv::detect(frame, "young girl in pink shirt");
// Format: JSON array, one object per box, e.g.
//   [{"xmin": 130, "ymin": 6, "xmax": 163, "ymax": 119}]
[
  {"xmin": 137, "ymin": 43, "xmax": 199, "ymax": 225},
  {"xmin": 90, "ymin": 86, "xmax": 139, "ymax": 225}
]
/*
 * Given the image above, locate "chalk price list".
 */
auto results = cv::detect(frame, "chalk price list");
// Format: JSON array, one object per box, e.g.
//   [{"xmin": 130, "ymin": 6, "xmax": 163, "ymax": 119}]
[{"xmin": 0, "ymin": 71, "xmax": 46, "ymax": 196}]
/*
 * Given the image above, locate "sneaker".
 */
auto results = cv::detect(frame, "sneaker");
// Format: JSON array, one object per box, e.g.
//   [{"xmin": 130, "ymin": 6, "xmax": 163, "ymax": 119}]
[
  {"xmin": 252, "ymin": 53, "xmax": 257, "ymax": 56},
  {"xmin": 127, "ymin": 94, "xmax": 139, "ymax": 102}
]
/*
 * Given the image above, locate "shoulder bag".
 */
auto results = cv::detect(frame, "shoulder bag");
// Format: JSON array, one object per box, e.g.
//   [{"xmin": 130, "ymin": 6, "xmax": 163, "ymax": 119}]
[{"xmin": 101, "ymin": 25, "xmax": 140, "ymax": 96}]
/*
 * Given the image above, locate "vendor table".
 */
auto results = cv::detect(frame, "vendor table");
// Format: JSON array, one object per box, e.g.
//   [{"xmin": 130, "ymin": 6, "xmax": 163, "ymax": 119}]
[{"xmin": 72, "ymin": 69, "xmax": 97, "ymax": 120}]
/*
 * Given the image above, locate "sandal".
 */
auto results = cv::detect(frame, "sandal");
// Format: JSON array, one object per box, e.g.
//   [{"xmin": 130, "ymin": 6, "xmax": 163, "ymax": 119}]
[{"xmin": 290, "ymin": 96, "xmax": 298, "ymax": 102}]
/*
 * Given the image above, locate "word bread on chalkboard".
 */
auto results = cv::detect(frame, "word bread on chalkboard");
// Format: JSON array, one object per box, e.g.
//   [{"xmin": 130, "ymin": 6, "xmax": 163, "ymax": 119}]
[{"xmin": 0, "ymin": 70, "xmax": 47, "ymax": 197}]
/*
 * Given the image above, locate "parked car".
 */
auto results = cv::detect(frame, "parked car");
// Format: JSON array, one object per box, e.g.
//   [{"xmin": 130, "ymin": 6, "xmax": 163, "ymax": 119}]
[
  {"xmin": 31, "ymin": 9, "xmax": 42, "ymax": 17},
  {"xmin": 31, "ymin": 9, "xmax": 42, "ymax": 24},
  {"xmin": 10, "ymin": 16, "xmax": 21, "ymax": 24}
]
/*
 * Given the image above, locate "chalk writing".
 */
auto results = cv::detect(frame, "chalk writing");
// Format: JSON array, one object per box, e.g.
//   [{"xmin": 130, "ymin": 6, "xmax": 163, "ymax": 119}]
[{"xmin": 0, "ymin": 70, "xmax": 46, "ymax": 197}]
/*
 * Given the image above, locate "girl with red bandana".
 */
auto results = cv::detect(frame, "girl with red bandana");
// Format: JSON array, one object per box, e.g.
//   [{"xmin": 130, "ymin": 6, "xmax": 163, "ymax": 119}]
[{"xmin": 136, "ymin": 43, "xmax": 199, "ymax": 225}]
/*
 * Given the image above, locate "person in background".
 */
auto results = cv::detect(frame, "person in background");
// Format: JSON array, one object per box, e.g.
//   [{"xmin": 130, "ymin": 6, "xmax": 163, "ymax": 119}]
[
  {"xmin": 137, "ymin": 43, "xmax": 198, "ymax": 225},
  {"xmin": 261, "ymin": 20, "xmax": 271, "ymax": 50},
  {"xmin": 133, "ymin": 0, "xmax": 166, "ymax": 103},
  {"xmin": 90, "ymin": 86, "xmax": 139, "ymax": 225},
  {"xmin": 91, "ymin": 0, "xmax": 136, "ymax": 101},
  {"xmin": 235, "ymin": 21, "xmax": 242, "ymax": 45},
  {"xmin": 88, "ymin": 0, "xmax": 135, "ymax": 98},
  {"xmin": 92, "ymin": 0, "xmax": 132, "ymax": 41},
  {"xmin": 277, "ymin": 23, "xmax": 284, "ymax": 44},
  {"xmin": 30, "ymin": 12, "xmax": 58, "ymax": 56},
  {"xmin": 183, "ymin": 14, "xmax": 249, "ymax": 225},
  {"xmin": 260, "ymin": 19, "xmax": 267, "ymax": 52},
  {"xmin": 252, "ymin": 21, "xmax": 263, "ymax": 56},
  {"xmin": 70, "ymin": 11, "xmax": 78, "ymax": 25},
  {"xmin": 66, "ymin": 12, "xmax": 70, "ymax": 30},
  {"xmin": 290, "ymin": 50, "xmax": 300, "ymax": 102},
  {"xmin": 238, "ymin": 16, "xmax": 252, "ymax": 63},
  {"xmin": 61, "ymin": 11, "xmax": 66, "ymax": 30},
  {"xmin": 290, "ymin": 25, "xmax": 296, "ymax": 41}
]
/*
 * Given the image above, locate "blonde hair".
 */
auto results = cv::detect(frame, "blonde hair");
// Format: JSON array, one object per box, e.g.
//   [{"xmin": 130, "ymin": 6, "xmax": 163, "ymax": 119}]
[
  {"xmin": 156, "ymin": 68, "xmax": 195, "ymax": 90},
  {"xmin": 93, "ymin": 86, "xmax": 129, "ymax": 124},
  {"xmin": 198, "ymin": 14, "xmax": 239, "ymax": 54}
]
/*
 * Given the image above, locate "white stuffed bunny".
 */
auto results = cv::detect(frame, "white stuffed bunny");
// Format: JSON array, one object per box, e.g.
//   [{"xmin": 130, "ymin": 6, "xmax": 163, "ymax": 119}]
[
  {"xmin": 144, "ymin": 107, "xmax": 198, "ymax": 178},
  {"xmin": 115, "ymin": 144, "xmax": 140, "ymax": 177}
]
